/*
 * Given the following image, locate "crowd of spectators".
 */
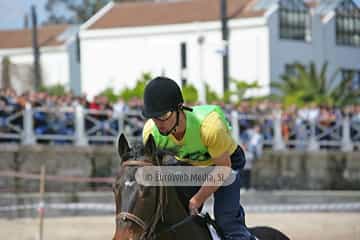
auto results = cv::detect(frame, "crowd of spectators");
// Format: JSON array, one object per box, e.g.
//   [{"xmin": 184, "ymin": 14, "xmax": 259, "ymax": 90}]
[
  {"xmin": 0, "ymin": 87, "xmax": 359, "ymax": 148},
  {"xmin": 214, "ymin": 100, "xmax": 359, "ymax": 149},
  {"xmin": 0, "ymin": 88, "xmax": 143, "ymax": 143}
]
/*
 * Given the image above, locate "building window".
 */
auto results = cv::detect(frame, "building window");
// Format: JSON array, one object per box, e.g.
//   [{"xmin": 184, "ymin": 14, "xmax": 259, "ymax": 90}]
[
  {"xmin": 335, "ymin": 0, "xmax": 360, "ymax": 47},
  {"xmin": 279, "ymin": 0, "xmax": 311, "ymax": 41},
  {"xmin": 285, "ymin": 63, "xmax": 297, "ymax": 76},
  {"xmin": 341, "ymin": 69, "xmax": 360, "ymax": 89}
]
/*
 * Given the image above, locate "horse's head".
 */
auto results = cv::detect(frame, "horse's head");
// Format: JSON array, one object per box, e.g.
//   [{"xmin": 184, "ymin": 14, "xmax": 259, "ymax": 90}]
[{"xmin": 112, "ymin": 134, "xmax": 164, "ymax": 240}]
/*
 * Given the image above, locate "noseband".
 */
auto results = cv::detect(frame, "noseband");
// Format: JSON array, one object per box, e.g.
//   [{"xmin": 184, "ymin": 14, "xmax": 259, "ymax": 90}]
[{"xmin": 116, "ymin": 160, "xmax": 167, "ymax": 240}]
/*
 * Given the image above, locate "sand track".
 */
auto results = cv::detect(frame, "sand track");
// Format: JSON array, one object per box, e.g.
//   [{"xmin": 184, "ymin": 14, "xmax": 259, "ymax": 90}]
[{"xmin": 1, "ymin": 213, "xmax": 359, "ymax": 240}]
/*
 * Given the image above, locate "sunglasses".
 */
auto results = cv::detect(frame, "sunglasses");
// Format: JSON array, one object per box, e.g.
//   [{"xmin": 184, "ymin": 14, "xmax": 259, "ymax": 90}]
[{"xmin": 154, "ymin": 111, "xmax": 173, "ymax": 121}]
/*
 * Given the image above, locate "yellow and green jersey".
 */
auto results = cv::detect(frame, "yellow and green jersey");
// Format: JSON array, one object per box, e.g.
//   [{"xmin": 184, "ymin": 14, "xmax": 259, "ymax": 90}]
[{"xmin": 142, "ymin": 105, "xmax": 237, "ymax": 166}]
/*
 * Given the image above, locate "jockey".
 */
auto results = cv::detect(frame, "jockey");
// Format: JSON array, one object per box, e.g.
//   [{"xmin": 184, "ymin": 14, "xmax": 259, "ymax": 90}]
[{"xmin": 142, "ymin": 76, "xmax": 255, "ymax": 240}]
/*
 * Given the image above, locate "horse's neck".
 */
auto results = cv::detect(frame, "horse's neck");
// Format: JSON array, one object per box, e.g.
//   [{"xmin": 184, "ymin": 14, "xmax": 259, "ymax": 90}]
[
  {"xmin": 159, "ymin": 186, "xmax": 211, "ymax": 240},
  {"xmin": 163, "ymin": 186, "xmax": 189, "ymax": 222}
]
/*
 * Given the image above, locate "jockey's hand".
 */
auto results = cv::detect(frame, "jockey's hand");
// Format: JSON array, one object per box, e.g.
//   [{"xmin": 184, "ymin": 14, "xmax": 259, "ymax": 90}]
[{"xmin": 189, "ymin": 196, "xmax": 202, "ymax": 215}]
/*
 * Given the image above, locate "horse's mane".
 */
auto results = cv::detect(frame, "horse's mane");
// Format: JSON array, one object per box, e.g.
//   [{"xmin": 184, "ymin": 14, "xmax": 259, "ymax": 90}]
[{"xmin": 123, "ymin": 140, "xmax": 177, "ymax": 164}]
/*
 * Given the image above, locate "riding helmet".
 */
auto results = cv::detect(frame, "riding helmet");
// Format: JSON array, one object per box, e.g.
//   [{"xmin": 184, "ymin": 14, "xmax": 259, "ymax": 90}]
[{"xmin": 142, "ymin": 77, "xmax": 184, "ymax": 118}]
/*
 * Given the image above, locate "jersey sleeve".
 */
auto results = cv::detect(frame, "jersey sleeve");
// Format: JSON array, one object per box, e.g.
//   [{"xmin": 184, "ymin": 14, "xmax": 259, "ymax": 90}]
[
  {"xmin": 200, "ymin": 111, "xmax": 237, "ymax": 158},
  {"xmin": 142, "ymin": 119, "xmax": 155, "ymax": 144}
]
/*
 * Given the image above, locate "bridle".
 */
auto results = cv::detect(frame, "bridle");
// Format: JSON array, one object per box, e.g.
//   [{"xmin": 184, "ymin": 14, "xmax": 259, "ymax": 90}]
[
  {"xmin": 116, "ymin": 158, "xmax": 199, "ymax": 239},
  {"xmin": 116, "ymin": 159, "xmax": 168, "ymax": 240}
]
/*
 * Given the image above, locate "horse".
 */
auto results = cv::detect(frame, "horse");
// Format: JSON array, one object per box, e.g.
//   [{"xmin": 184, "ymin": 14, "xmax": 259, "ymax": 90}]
[{"xmin": 112, "ymin": 133, "xmax": 290, "ymax": 240}]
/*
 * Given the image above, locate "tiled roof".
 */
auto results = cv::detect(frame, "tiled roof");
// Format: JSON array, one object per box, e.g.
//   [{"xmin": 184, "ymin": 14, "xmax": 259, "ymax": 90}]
[
  {"xmin": 88, "ymin": 0, "xmax": 265, "ymax": 30},
  {"xmin": 0, "ymin": 24, "xmax": 69, "ymax": 50}
]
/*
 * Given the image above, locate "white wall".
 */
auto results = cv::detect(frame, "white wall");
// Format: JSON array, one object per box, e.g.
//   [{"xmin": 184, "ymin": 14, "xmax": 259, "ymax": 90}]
[
  {"xmin": 80, "ymin": 32, "xmax": 179, "ymax": 98},
  {"xmin": 80, "ymin": 18, "xmax": 269, "ymax": 100},
  {"xmin": 230, "ymin": 18, "xmax": 270, "ymax": 97},
  {"xmin": 0, "ymin": 47, "xmax": 70, "ymax": 93},
  {"xmin": 41, "ymin": 48, "xmax": 70, "ymax": 87},
  {"xmin": 81, "ymin": 5, "xmax": 360, "ymax": 100}
]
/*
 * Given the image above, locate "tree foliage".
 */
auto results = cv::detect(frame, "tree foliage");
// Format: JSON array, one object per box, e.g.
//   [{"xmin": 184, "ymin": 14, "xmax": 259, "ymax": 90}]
[
  {"xmin": 271, "ymin": 62, "xmax": 360, "ymax": 107},
  {"xmin": 205, "ymin": 79, "xmax": 261, "ymax": 104},
  {"xmin": 182, "ymin": 84, "xmax": 198, "ymax": 104},
  {"xmin": 119, "ymin": 72, "xmax": 152, "ymax": 101},
  {"xmin": 39, "ymin": 84, "xmax": 68, "ymax": 96},
  {"xmin": 230, "ymin": 78, "xmax": 261, "ymax": 101},
  {"xmin": 44, "ymin": 0, "xmax": 155, "ymax": 24},
  {"xmin": 99, "ymin": 87, "xmax": 119, "ymax": 103},
  {"xmin": 45, "ymin": 0, "xmax": 109, "ymax": 24},
  {"xmin": 206, "ymin": 84, "xmax": 221, "ymax": 103}
]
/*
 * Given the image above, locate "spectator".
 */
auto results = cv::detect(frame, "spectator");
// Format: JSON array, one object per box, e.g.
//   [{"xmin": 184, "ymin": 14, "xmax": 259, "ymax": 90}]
[
  {"xmin": 241, "ymin": 124, "xmax": 263, "ymax": 191},
  {"xmin": 113, "ymin": 97, "xmax": 128, "ymax": 118}
]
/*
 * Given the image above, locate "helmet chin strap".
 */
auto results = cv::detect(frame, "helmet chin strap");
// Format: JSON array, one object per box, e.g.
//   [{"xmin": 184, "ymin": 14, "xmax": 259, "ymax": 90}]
[{"xmin": 159, "ymin": 110, "xmax": 180, "ymax": 136}]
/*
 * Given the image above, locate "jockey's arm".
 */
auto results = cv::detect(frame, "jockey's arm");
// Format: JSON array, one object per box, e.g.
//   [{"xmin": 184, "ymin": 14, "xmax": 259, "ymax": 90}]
[
  {"xmin": 189, "ymin": 112, "xmax": 237, "ymax": 211},
  {"xmin": 189, "ymin": 151, "xmax": 232, "ymax": 211}
]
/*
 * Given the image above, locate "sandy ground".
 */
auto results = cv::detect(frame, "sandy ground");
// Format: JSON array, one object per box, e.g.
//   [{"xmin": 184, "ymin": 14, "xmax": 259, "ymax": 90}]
[{"xmin": 0, "ymin": 213, "xmax": 359, "ymax": 240}]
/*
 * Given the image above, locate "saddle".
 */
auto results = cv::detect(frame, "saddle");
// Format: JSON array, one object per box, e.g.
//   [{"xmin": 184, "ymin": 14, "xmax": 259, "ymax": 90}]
[
  {"xmin": 197, "ymin": 213, "xmax": 225, "ymax": 240},
  {"xmin": 197, "ymin": 214, "xmax": 259, "ymax": 240}
]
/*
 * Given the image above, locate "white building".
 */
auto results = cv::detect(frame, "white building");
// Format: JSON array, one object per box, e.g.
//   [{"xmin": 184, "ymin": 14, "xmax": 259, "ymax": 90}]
[
  {"xmin": 0, "ymin": 24, "xmax": 81, "ymax": 95},
  {"xmin": 80, "ymin": 0, "xmax": 360, "ymax": 101}
]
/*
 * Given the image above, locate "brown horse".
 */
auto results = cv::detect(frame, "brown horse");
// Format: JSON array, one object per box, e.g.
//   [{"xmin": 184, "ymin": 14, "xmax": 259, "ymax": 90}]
[{"xmin": 112, "ymin": 134, "xmax": 290, "ymax": 240}]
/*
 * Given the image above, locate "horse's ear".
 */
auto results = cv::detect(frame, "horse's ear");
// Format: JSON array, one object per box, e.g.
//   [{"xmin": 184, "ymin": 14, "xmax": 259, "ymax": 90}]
[
  {"xmin": 144, "ymin": 135, "xmax": 158, "ymax": 163},
  {"xmin": 145, "ymin": 135, "xmax": 163, "ymax": 165},
  {"xmin": 116, "ymin": 133, "xmax": 130, "ymax": 160}
]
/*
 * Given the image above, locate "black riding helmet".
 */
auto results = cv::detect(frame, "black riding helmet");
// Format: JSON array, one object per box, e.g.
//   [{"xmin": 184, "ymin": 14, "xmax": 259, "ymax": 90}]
[{"xmin": 142, "ymin": 77, "xmax": 184, "ymax": 118}]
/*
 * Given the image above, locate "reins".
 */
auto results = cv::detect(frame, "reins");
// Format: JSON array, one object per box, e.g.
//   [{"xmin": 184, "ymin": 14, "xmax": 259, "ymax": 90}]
[{"xmin": 152, "ymin": 214, "xmax": 197, "ymax": 239}]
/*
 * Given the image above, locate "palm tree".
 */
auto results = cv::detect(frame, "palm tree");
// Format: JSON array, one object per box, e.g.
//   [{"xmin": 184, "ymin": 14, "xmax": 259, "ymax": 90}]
[
  {"xmin": 231, "ymin": 78, "xmax": 261, "ymax": 100},
  {"xmin": 205, "ymin": 79, "xmax": 260, "ymax": 104},
  {"xmin": 271, "ymin": 62, "xmax": 360, "ymax": 107}
]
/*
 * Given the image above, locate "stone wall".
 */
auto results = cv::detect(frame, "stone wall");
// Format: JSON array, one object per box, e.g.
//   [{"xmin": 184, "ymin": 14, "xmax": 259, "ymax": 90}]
[
  {"xmin": 0, "ymin": 144, "xmax": 119, "ymax": 192},
  {"xmin": 252, "ymin": 150, "xmax": 360, "ymax": 190},
  {"xmin": 0, "ymin": 145, "xmax": 360, "ymax": 191}
]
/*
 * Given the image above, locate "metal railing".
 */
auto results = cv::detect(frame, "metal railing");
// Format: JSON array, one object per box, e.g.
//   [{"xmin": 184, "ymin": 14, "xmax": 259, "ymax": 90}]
[
  {"xmin": 0, "ymin": 103, "xmax": 143, "ymax": 146},
  {"xmin": 230, "ymin": 111, "xmax": 360, "ymax": 151},
  {"xmin": 0, "ymin": 104, "xmax": 359, "ymax": 151},
  {"xmin": 0, "ymin": 109, "xmax": 23, "ymax": 141}
]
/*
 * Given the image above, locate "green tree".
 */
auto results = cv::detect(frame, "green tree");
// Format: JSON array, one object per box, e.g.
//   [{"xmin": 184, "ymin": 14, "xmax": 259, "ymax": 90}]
[
  {"xmin": 45, "ymin": 0, "xmax": 109, "ymax": 24},
  {"xmin": 39, "ymin": 84, "xmax": 68, "ymax": 96},
  {"xmin": 219, "ymin": 78, "xmax": 261, "ymax": 104},
  {"xmin": 182, "ymin": 84, "xmax": 198, "ymax": 104},
  {"xmin": 230, "ymin": 78, "xmax": 261, "ymax": 101},
  {"xmin": 119, "ymin": 72, "xmax": 152, "ymax": 101},
  {"xmin": 45, "ymin": 0, "xmax": 155, "ymax": 24},
  {"xmin": 205, "ymin": 84, "xmax": 221, "ymax": 103},
  {"xmin": 272, "ymin": 62, "xmax": 360, "ymax": 107},
  {"xmin": 99, "ymin": 87, "xmax": 119, "ymax": 103}
]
